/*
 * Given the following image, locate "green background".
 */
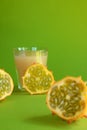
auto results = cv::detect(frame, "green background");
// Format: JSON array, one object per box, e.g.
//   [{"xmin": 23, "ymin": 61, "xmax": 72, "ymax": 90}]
[
  {"xmin": 0, "ymin": 0, "xmax": 87, "ymax": 130},
  {"xmin": 0, "ymin": 0, "xmax": 87, "ymax": 86},
  {"xmin": 0, "ymin": 94, "xmax": 87, "ymax": 130}
]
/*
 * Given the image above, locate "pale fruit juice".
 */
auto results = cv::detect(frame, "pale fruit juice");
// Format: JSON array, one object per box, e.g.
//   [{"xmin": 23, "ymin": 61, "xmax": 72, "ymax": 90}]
[{"xmin": 14, "ymin": 50, "xmax": 48, "ymax": 90}]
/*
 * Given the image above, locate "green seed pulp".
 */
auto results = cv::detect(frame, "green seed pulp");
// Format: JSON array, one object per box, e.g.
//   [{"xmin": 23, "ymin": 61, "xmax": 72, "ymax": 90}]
[
  {"xmin": 24, "ymin": 66, "xmax": 53, "ymax": 92},
  {"xmin": 49, "ymin": 81, "xmax": 85, "ymax": 117},
  {"xmin": 0, "ymin": 74, "xmax": 11, "ymax": 97}
]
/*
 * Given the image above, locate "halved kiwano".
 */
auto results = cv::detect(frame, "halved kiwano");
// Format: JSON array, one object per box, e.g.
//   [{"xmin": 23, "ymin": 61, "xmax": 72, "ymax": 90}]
[
  {"xmin": 0, "ymin": 69, "xmax": 14, "ymax": 101},
  {"xmin": 23, "ymin": 63, "xmax": 54, "ymax": 94},
  {"xmin": 46, "ymin": 76, "xmax": 87, "ymax": 123}
]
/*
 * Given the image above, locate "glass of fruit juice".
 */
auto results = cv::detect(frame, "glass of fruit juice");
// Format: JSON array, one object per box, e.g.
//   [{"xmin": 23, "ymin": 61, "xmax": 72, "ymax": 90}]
[{"xmin": 13, "ymin": 47, "xmax": 48, "ymax": 91}]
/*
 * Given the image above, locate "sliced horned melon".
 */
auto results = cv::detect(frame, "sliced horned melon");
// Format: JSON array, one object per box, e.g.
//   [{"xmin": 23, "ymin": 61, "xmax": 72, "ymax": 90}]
[
  {"xmin": 23, "ymin": 63, "xmax": 54, "ymax": 94},
  {"xmin": 46, "ymin": 76, "xmax": 87, "ymax": 123},
  {"xmin": 0, "ymin": 69, "xmax": 14, "ymax": 101}
]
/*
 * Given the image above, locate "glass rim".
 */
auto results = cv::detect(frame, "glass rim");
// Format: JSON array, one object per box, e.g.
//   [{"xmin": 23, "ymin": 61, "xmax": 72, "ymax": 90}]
[
  {"xmin": 13, "ymin": 47, "xmax": 48, "ymax": 52},
  {"xmin": 13, "ymin": 47, "xmax": 48, "ymax": 56}
]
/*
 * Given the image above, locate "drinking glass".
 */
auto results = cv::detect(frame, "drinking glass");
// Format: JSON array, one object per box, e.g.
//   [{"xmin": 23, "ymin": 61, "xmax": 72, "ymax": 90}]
[{"xmin": 13, "ymin": 47, "xmax": 48, "ymax": 91}]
